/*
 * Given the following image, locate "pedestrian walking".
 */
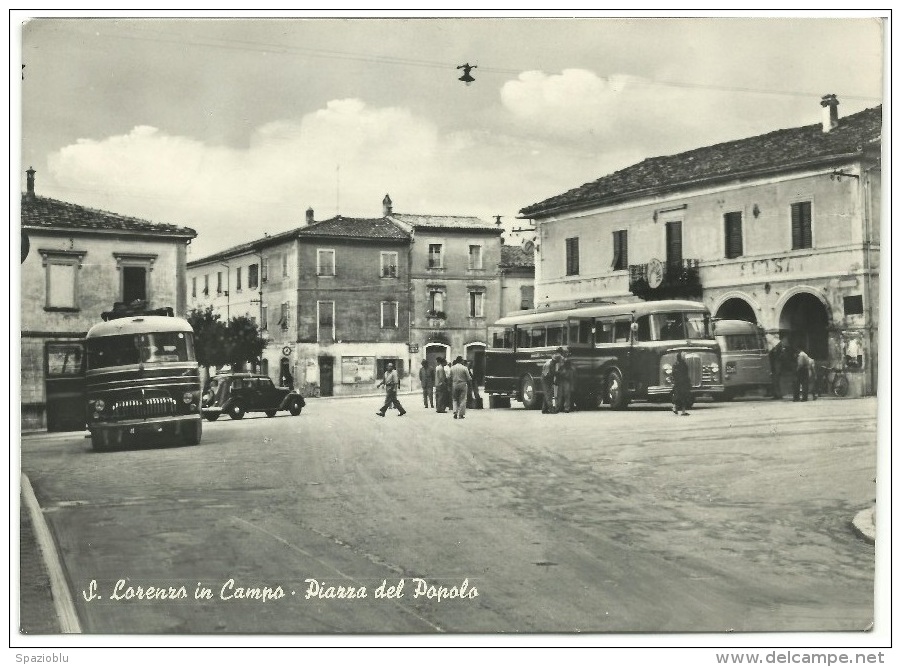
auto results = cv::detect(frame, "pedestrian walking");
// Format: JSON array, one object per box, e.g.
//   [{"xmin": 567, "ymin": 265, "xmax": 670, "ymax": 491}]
[
  {"xmin": 434, "ymin": 357, "xmax": 449, "ymax": 413},
  {"xmin": 557, "ymin": 352, "xmax": 576, "ymax": 413},
  {"xmin": 793, "ymin": 347, "xmax": 813, "ymax": 402},
  {"xmin": 419, "ymin": 359, "xmax": 434, "ymax": 408},
  {"xmin": 540, "ymin": 348, "xmax": 564, "ymax": 413},
  {"xmin": 768, "ymin": 340, "xmax": 785, "ymax": 400},
  {"xmin": 671, "ymin": 351, "xmax": 692, "ymax": 416},
  {"xmin": 449, "ymin": 356, "xmax": 471, "ymax": 419},
  {"xmin": 375, "ymin": 362, "xmax": 406, "ymax": 417}
]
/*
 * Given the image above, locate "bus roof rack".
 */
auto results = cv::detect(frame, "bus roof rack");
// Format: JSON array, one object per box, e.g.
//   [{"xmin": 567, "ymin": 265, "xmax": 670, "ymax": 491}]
[{"xmin": 101, "ymin": 300, "xmax": 175, "ymax": 321}]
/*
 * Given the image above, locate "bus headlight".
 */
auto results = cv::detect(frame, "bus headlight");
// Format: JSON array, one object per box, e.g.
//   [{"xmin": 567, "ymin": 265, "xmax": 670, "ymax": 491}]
[
  {"xmin": 709, "ymin": 362, "xmax": 720, "ymax": 374},
  {"xmin": 662, "ymin": 364, "xmax": 673, "ymax": 374},
  {"xmin": 182, "ymin": 391, "xmax": 194, "ymax": 404},
  {"xmin": 93, "ymin": 399, "xmax": 106, "ymax": 412}
]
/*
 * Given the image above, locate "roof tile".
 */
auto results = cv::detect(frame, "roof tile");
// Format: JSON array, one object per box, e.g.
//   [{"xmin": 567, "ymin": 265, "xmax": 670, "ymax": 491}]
[
  {"xmin": 21, "ymin": 195, "xmax": 196, "ymax": 237},
  {"xmin": 520, "ymin": 105, "xmax": 882, "ymax": 217}
]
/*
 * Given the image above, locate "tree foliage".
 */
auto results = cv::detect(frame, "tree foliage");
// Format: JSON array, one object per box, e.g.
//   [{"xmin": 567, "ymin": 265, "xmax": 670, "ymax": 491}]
[
  {"xmin": 227, "ymin": 314, "xmax": 267, "ymax": 369},
  {"xmin": 187, "ymin": 306, "xmax": 229, "ymax": 370}
]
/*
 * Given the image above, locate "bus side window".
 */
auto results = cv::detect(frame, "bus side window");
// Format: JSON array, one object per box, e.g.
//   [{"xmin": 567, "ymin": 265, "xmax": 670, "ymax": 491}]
[
  {"xmin": 634, "ymin": 316, "xmax": 651, "ymax": 342},
  {"xmin": 516, "ymin": 327, "xmax": 530, "ymax": 349},
  {"xmin": 547, "ymin": 325, "xmax": 564, "ymax": 346},
  {"xmin": 531, "ymin": 327, "xmax": 547, "ymax": 348},
  {"xmin": 613, "ymin": 321, "xmax": 631, "ymax": 343},
  {"xmin": 579, "ymin": 320, "xmax": 593, "ymax": 344},
  {"xmin": 595, "ymin": 321, "xmax": 613, "ymax": 344}
]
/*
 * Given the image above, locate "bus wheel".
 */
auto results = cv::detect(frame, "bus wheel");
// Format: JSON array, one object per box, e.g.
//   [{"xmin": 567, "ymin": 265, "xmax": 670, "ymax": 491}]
[
  {"xmin": 228, "ymin": 403, "xmax": 246, "ymax": 420},
  {"xmin": 605, "ymin": 370, "xmax": 629, "ymax": 410},
  {"xmin": 520, "ymin": 376, "xmax": 541, "ymax": 410}
]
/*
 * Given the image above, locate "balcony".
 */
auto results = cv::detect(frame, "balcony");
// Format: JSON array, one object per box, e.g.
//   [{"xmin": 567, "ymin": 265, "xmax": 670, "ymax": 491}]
[{"xmin": 628, "ymin": 259, "xmax": 701, "ymax": 301}]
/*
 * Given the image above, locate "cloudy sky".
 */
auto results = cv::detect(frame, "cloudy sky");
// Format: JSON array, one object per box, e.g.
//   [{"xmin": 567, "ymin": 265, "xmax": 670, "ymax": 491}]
[{"xmin": 17, "ymin": 12, "xmax": 884, "ymax": 258}]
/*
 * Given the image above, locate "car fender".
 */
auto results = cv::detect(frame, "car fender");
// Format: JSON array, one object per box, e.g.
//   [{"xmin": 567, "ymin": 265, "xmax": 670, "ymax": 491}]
[{"xmin": 279, "ymin": 392, "xmax": 305, "ymax": 410}]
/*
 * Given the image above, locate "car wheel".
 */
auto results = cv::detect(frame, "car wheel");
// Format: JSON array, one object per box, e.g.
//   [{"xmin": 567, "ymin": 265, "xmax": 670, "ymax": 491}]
[
  {"xmin": 183, "ymin": 420, "xmax": 202, "ymax": 446},
  {"xmin": 605, "ymin": 370, "xmax": 630, "ymax": 410},
  {"xmin": 265, "ymin": 410, "xmax": 277, "ymax": 417},
  {"xmin": 205, "ymin": 414, "xmax": 220, "ymax": 422},
  {"xmin": 520, "ymin": 375, "xmax": 541, "ymax": 410},
  {"xmin": 228, "ymin": 403, "xmax": 245, "ymax": 420},
  {"xmin": 289, "ymin": 400, "xmax": 302, "ymax": 416}
]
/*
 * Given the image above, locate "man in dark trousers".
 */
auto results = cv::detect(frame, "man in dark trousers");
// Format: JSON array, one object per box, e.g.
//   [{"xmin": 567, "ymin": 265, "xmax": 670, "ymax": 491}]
[
  {"xmin": 419, "ymin": 359, "xmax": 434, "ymax": 408},
  {"xmin": 768, "ymin": 338, "xmax": 786, "ymax": 399},
  {"xmin": 540, "ymin": 348, "xmax": 564, "ymax": 413},
  {"xmin": 434, "ymin": 357, "xmax": 449, "ymax": 413},
  {"xmin": 376, "ymin": 362, "xmax": 406, "ymax": 417}
]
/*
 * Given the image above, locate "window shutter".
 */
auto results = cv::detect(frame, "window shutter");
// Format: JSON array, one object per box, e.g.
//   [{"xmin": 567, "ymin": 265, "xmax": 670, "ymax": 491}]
[{"xmin": 725, "ymin": 213, "xmax": 743, "ymax": 259}]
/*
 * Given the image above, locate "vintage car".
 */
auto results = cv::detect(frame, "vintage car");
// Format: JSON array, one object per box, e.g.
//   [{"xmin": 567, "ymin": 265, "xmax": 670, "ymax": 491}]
[
  {"xmin": 202, "ymin": 373, "xmax": 305, "ymax": 421},
  {"xmin": 712, "ymin": 319, "xmax": 772, "ymax": 400}
]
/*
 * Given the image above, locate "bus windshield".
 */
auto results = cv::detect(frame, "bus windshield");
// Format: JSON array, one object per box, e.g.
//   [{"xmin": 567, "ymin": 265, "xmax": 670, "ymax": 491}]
[
  {"xmin": 647, "ymin": 312, "xmax": 709, "ymax": 341},
  {"xmin": 87, "ymin": 332, "xmax": 195, "ymax": 369}
]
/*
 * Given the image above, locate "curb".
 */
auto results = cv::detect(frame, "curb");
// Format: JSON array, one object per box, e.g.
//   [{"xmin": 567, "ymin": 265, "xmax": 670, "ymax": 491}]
[
  {"xmin": 851, "ymin": 505, "xmax": 876, "ymax": 544},
  {"xmin": 20, "ymin": 473, "xmax": 82, "ymax": 633}
]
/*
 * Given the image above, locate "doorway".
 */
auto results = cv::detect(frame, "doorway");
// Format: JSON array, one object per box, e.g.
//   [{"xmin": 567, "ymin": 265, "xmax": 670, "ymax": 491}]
[
  {"xmin": 318, "ymin": 356, "xmax": 334, "ymax": 396},
  {"xmin": 779, "ymin": 292, "xmax": 830, "ymax": 360},
  {"xmin": 716, "ymin": 297, "xmax": 757, "ymax": 323}
]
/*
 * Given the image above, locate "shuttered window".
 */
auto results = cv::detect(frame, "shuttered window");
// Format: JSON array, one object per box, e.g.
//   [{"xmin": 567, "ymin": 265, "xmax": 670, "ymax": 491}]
[
  {"xmin": 565, "ymin": 237, "xmax": 580, "ymax": 276},
  {"xmin": 612, "ymin": 230, "xmax": 628, "ymax": 270},
  {"xmin": 791, "ymin": 201, "xmax": 812, "ymax": 250},
  {"xmin": 666, "ymin": 221, "xmax": 682, "ymax": 267},
  {"xmin": 724, "ymin": 212, "xmax": 743, "ymax": 259}
]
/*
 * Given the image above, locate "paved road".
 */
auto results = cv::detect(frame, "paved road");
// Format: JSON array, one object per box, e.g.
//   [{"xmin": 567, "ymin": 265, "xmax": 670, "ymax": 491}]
[{"xmin": 21, "ymin": 396, "xmax": 877, "ymax": 634}]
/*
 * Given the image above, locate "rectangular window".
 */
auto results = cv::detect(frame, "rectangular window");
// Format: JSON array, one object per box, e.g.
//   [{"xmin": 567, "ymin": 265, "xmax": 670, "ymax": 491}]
[
  {"xmin": 236, "ymin": 267, "xmax": 242, "ymax": 291},
  {"xmin": 469, "ymin": 291, "xmax": 484, "ymax": 318},
  {"xmin": 843, "ymin": 295, "xmax": 864, "ymax": 316},
  {"xmin": 317, "ymin": 301, "xmax": 335, "ymax": 341},
  {"xmin": 261, "ymin": 258, "xmax": 268, "ymax": 283},
  {"xmin": 261, "ymin": 304, "xmax": 268, "ymax": 330},
  {"xmin": 468, "ymin": 245, "xmax": 483, "ymax": 269},
  {"xmin": 428, "ymin": 244, "xmax": 443, "ymax": 269},
  {"xmin": 46, "ymin": 262, "xmax": 77, "ymax": 309},
  {"xmin": 381, "ymin": 301, "xmax": 398, "ymax": 328},
  {"xmin": 317, "ymin": 249, "xmax": 335, "ymax": 276},
  {"xmin": 428, "ymin": 289, "xmax": 445, "ymax": 315},
  {"xmin": 612, "ymin": 230, "xmax": 628, "ymax": 270},
  {"xmin": 565, "ymin": 237, "xmax": 580, "ymax": 276},
  {"xmin": 279, "ymin": 302, "xmax": 289, "ymax": 330},
  {"xmin": 666, "ymin": 221, "xmax": 683, "ymax": 267},
  {"xmin": 122, "ymin": 266, "xmax": 147, "ymax": 303},
  {"xmin": 191, "ymin": 277, "xmax": 197, "ymax": 298},
  {"xmin": 282, "ymin": 253, "xmax": 289, "ymax": 278},
  {"xmin": 791, "ymin": 201, "xmax": 813, "ymax": 250},
  {"xmin": 204, "ymin": 274, "xmax": 209, "ymax": 296},
  {"xmin": 217, "ymin": 272, "xmax": 223, "ymax": 294},
  {"xmin": 546, "ymin": 325, "xmax": 564, "ymax": 346},
  {"xmin": 249, "ymin": 263, "xmax": 259, "ymax": 289},
  {"xmin": 724, "ymin": 212, "xmax": 743, "ymax": 259},
  {"xmin": 380, "ymin": 251, "xmax": 398, "ymax": 278},
  {"xmin": 46, "ymin": 342, "xmax": 83, "ymax": 376},
  {"xmin": 520, "ymin": 285, "xmax": 534, "ymax": 310},
  {"xmin": 530, "ymin": 327, "xmax": 547, "ymax": 348}
]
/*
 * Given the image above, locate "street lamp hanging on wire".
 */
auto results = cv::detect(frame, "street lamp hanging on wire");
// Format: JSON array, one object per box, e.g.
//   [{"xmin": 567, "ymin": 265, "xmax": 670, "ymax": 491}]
[{"xmin": 457, "ymin": 63, "xmax": 477, "ymax": 86}]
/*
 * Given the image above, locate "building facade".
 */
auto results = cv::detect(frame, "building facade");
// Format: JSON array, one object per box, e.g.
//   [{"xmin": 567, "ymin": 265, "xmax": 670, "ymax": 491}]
[
  {"xmin": 519, "ymin": 99, "xmax": 881, "ymax": 396},
  {"xmin": 20, "ymin": 169, "xmax": 197, "ymax": 431},
  {"xmin": 498, "ymin": 243, "xmax": 536, "ymax": 317},
  {"xmin": 388, "ymin": 197, "xmax": 503, "ymax": 384}
]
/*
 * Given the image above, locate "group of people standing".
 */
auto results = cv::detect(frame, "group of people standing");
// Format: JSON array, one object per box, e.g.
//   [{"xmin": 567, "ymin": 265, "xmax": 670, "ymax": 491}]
[
  {"xmin": 539, "ymin": 347, "xmax": 577, "ymax": 414},
  {"xmin": 768, "ymin": 339, "xmax": 817, "ymax": 402},
  {"xmin": 425, "ymin": 357, "xmax": 479, "ymax": 419}
]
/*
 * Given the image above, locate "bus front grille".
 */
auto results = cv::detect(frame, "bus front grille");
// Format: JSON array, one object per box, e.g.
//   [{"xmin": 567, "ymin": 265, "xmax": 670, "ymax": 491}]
[
  {"xmin": 112, "ymin": 396, "xmax": 177, "ymax": 419},
  {"xmin": 688, "ymin": 357, "xmax": 703, "ymax": 387}
]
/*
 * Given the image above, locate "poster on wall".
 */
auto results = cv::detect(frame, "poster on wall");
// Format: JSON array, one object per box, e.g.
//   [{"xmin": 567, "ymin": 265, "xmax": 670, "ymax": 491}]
[{"xmin": 341, "ymin": 356, "xmax": 375, "ymax": 384}]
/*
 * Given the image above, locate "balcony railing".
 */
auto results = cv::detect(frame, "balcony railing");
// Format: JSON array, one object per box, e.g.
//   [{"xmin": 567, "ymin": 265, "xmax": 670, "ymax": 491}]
[{"xmin": 628, "ymin": 259, "xmax": 701, "ymax": 301}]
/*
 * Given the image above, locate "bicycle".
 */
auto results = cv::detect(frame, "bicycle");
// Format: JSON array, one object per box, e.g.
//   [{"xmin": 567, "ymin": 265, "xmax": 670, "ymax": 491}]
[{"xmin": 815, "ymin": 365, "xmax": 850, "ymax": 398}]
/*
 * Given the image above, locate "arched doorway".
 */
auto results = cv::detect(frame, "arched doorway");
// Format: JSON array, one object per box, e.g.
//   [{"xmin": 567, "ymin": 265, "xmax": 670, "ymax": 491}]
[
  {"xmin": 425, "ymin": 343, "xmax": 449, "ymax": 371},
  {"xmin": 279, "ymin": 357, "xmax": 293, "ymax": 388},
  {"xmin": 715, "ymin": 297, "xmax": 757, "ymax": 323},
  {"xmin": 779, "ymin": 292, "xmax": 830, "ymax": 360},
  {"xmin": 465, "ymin": 342, "xmax": 487, "ymax": 385}
]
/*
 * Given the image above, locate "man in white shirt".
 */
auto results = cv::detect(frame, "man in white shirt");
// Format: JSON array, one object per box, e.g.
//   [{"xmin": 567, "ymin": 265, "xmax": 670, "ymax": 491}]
[{"xmin": 376, "ymin": 363, "xmax": 406, "ymax": 417}]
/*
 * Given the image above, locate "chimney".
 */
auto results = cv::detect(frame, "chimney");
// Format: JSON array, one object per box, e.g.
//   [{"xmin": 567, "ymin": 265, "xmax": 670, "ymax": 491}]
[
  {"xmin": 382, "ymin": 194, "xmax": 393, "ymax": 217},
  {"xmin": 305, "ymin": 207, "xmax": 314, "ymax": 225},
  {"xmin": 25, "ymin": 167, "xmax": 35, "ymax": 201},
  {"xmin": 820, "ymin": 94, "xmax": 839, "ymax": 133}
]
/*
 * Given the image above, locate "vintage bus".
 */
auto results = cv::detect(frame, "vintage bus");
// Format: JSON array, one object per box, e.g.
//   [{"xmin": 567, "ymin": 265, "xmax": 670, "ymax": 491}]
[
  {"xmin": 485, "ymin": 300, "xmax": 723, "ymax": 410},
  {"xmin": 85, "ymin": 304, "xmax": 203, "ymax": 451},
  {"xmin": 712, "ymin": 319, "xmax": 772, "ymax": 400}
]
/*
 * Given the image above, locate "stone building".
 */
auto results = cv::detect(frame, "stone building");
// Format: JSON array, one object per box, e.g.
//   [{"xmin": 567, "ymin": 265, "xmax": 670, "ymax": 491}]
[
  {"xmin": 386, "ymin": 196, "xmax": 503, "ymax": 384},
  {"xmin": 519, "ymin": 98, "xmax": 881, "ymax": 395},
  {"xmin": 498, "ymin": 243, "xmax": 536, "ymax": 317},
  {"xmin": 20, "ymin": 169, "xmax": 196, "ymax": 431}
]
